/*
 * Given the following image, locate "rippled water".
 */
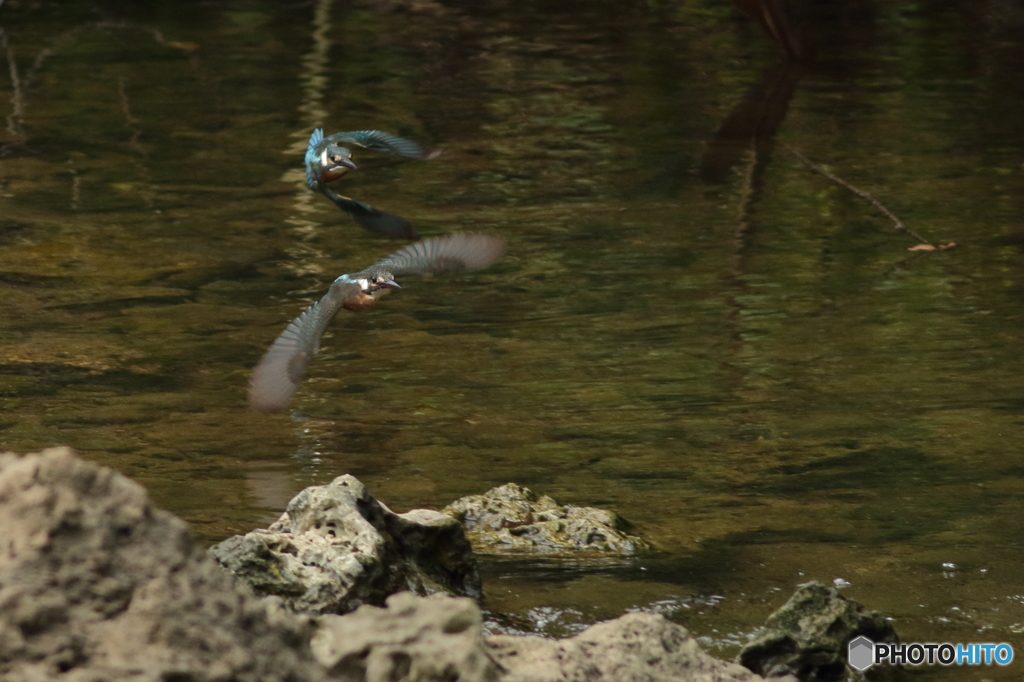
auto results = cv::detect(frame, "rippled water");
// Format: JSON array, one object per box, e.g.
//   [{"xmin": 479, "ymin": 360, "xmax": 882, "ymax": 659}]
[{"xmin": 2, "ymin": 1, "xmax": 1024, "ymax": 677}]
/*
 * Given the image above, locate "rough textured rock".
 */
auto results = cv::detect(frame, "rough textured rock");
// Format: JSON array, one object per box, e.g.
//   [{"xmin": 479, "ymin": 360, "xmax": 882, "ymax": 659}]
[
  {"xmin": 312, "ymin": 593, "xmax": 772, "ymax": 682},
  {"xmin": 312, "ymin": 591, "xmax": 500, "ymax": 682},
  {"xmin": 489, "ymin": 612, "xmax": 768, "ymax": 682},
  {"xmin": 738, "ymin": 581, "xmax": 898, "ymax": 681},
  {"xmin": 0, "ymin": 447, "xmax": 781, "ymax": 682},
  {"xmin": 213, "ymin": 474, "xmax": 481, "ymax": 615},
  {"xmin": 0, "ymin": 447, "xmax": 334, "ymax": 682},
  {"xmin": 444, "ymin": 483, "xmax": 651, "ymax": 556}
]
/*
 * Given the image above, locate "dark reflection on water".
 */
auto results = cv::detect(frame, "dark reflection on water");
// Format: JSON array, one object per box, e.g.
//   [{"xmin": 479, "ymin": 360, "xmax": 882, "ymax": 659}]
[{"xmin": 2, "ymin": 0, "xmax": 1024, "ymax": 676}]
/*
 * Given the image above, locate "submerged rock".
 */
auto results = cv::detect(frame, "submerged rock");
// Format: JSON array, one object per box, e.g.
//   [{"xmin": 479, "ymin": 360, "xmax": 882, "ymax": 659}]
[
  {"xmin": 489, "ymin": 612, "xmax": 768, "ymax": 682},
  {"xmin": 212, "ymin": 474, "xmax": 481, "ymax": 615},
  {"xmin": 0, "ymin": 447, "xmax": 333, "ymax": 682},
  {"xmin": 313, "ymin": 592, "xmax": 500, "ymax": 682},
  {"xmin": 444, "ymin": 482, "xmax": 651, "ymax": 555},
  {"xmin": 738, "ymin": 581, "xmax": 898, "ymax": 681}
]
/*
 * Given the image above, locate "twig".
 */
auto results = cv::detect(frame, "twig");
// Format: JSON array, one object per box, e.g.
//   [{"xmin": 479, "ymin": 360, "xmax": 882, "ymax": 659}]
[
  {"xmin": 118, "ymin": 77, "xmax": 143, "ymax": 151},
  {"xmin": 118, "ymin": 77, "xmax": 156, "ymax": 209},
  {"xmin": 788, "ymin": 146, "xmax": 935, "ymax": 247},
  {"xmin": 1, "ymin": 27, "xmax": 23, "ymax": 142},
  {"xmin": 92, "ymin": 20, "xmax": 198, "ymax": 53}
]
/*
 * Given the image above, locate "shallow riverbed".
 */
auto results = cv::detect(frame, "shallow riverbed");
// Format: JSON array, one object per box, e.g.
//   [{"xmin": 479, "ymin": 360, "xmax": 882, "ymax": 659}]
[{"xmin": 2, "ymin": 1, "xmax": 1024, "ymax": 678}]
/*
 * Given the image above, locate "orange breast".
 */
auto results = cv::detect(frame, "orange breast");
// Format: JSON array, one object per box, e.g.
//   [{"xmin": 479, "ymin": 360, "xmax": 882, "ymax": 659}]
[
  {"xmin": 342, "ymin": 292, "xmax": 380, "ymax": 312},
  {"xmin": 320, "ymin": 167, "xmax": 350, "ymax": 184},
  {"xmin": 342, "ymin": 288, "xmax": 393, "ymax": 312}
]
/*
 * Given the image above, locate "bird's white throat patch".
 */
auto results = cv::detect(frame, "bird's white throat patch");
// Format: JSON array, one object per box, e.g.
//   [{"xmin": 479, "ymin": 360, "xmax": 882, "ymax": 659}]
[{"xmin": 335, "ymin": 274, "xmax": 370, "ymax": 290}]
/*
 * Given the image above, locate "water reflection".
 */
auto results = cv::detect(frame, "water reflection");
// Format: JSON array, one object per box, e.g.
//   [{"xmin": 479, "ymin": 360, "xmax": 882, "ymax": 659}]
[{"xmin": 1, "ymin": 1, "xmax": 1024, "ymax": 674}]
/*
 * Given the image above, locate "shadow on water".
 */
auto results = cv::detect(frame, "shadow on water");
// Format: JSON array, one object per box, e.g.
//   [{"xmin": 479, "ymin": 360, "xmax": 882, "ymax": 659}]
[{"xmin": 1, "ymin": 0, "xmax": 1024, "ymax": 676}]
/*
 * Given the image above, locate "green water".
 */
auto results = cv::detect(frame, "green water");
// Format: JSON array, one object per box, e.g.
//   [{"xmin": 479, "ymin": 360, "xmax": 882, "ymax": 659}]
[{"xmin": 2, "ymin": 1, "xmax": 1024, "ymax": 677}]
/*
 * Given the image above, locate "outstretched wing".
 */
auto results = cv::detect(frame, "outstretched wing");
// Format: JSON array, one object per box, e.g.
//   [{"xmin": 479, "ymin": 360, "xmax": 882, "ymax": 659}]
[
  {"xmin": 249, "ymin": 286, "xmax": 348, "ymax": 413},
  {"xmin": 249, "ymin": 234, "xmax": 504, "ymax": 412},
  {"xmin": 370, "ymin": 233, "xmax": 505, "ymax": 277},
  {"xmin": 324, "ymin": 130, "xmax": 437, "ymax": 160},
  {"xmin": 319, "ymin": 186, "xmax": 419, "ymax": 241},
  {"xmin": 304, "ymin": 128, "xmax": 326, "ymax": 188}
]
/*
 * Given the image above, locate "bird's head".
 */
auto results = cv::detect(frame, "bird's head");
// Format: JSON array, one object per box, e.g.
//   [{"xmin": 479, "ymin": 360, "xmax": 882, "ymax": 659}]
[
  {"xmin": 322, "ymin": 144, "xmax": 358, "ymax": 172},
  {"xmin": 360, "ymin": 271, "xmax": 401, "ymax": 293}
]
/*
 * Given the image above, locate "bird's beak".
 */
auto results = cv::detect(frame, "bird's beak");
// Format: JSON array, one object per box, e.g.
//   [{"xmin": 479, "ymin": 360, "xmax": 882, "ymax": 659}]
[
  {"xmin": 336, "ymin": 157, "xmax": 357, "ymax": 171},
  {"xmin": 380, "ymin": 278, "xmax": 401, "ymax": 290}
]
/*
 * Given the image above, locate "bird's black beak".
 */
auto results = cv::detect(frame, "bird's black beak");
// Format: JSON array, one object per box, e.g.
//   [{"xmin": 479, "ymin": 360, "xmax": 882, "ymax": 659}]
[
  {"xmin": 380, "ymin": 278, "xmax": 401, "ymax": 290},
  {"xmin": 336, "ymin": 157, "xmax": 358, "ymax": 171}
]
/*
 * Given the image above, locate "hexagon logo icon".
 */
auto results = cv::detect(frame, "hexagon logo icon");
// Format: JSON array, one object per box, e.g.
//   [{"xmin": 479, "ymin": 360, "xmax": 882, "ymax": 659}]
[{"xmin": 848, "ymin": 635, "xmax": 875, "ymax": 672}]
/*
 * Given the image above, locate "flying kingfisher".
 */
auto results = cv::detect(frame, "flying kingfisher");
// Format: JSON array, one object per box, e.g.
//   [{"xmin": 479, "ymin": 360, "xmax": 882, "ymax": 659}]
[
  {"xmin": 249, "ymin": 232, "xmax": 505, "ymax": 413},
  {"xmin": 304, "ymin": 128, "xmax": 439, "ymax": 240}
]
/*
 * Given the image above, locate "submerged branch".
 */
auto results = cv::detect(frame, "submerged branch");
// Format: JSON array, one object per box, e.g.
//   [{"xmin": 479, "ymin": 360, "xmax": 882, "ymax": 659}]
[
  {"xmin": 788, "ymin": 146, "xmax": 945, "ymax": 249},
  {"xmin": 118, "ymin": 77, "xmax": 156, "ymax": 210},
  {"xmin": 1, "ymin": 27, "xmax": 24, "ymax": 146}
]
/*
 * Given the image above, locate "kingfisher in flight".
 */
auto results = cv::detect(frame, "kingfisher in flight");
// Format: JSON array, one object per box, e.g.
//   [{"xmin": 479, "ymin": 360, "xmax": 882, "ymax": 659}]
[
  {"xmin": 249, "ymin": 233, "xmax": 505, "ymax": 413},
  {"xmin": 304, "ymin": 128, "xmax": 439, "ymax": 240}
]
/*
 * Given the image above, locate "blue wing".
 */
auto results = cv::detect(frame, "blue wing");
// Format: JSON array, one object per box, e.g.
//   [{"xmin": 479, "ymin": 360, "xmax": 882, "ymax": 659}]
[
  {"xmin": 324, "ymin": 130, "xmax": 436, "ymax": 160},
  {"xmin": 371, "ymin": 233, "xmax": 505, "ymax": 276},
  {"xmin": 304, "ymin": 128, "xmax": 325, "ymax": 188},
  {"xmin": 318, "ymin": 186, "xmax": 419, "ymax": 240},
  {"xmin": 249, "ymin": 285, "xmax": 348, "ymax": 413}
]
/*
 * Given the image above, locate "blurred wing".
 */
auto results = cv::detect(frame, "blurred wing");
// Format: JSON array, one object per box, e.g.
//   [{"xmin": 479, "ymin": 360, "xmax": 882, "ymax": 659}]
[
  {"xmin": 374, "ymin": 233, "xmax": 505, "ymax": 277},
  {"xmin": 305, "ymin": 128, "xmax": 325, "ymax": 188},
  {"xmin": 325, "ymin": 130, "xmax": 437, "ymax": 160},
  {"xmin": 248, "ymin": 289, "xmax": 347, "ymax": 413},
  {"xmin": 319, "ymin": 187, "xmax": 419, "ymax": 240}
]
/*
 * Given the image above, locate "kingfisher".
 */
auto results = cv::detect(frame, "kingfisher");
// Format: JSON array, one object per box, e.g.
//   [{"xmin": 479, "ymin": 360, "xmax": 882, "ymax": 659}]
[
  {"xmin": 304, "ymin": 128, "xmax": 439, "ymax": 240},
  {"xmin": 249, "ymin": 232, "xmax": 505, "ymax": 413}
]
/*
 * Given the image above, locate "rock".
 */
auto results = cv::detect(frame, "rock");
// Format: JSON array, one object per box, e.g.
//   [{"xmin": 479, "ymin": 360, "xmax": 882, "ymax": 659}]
[
  {"xmin": 738, "ymin": 581, "xmax": 898, "ymax": 681},
  {"xmin": 312, "ymin": 591, "xmax": 500, "ymax": 682},
  {"xmin": 312, "ymin": 593, "xmax": 770, "ymax": 682},
  {"xmin": 212, "ymin": 474, "xmax": 481, "ymax": 615},
  {"xmin": 0, "ymin": 447, "xmax": 334, "ymax": 682},
  {"xmin": 488, "ymin": 612, "xmax": 768, "ymax": 682},
  {"xmin": 444, "ymin": 483, "xmax": 651, "ymax": 556},
  {"xmin": 0, "ymin": 447, "xmax": 782, "ymax": 682}
]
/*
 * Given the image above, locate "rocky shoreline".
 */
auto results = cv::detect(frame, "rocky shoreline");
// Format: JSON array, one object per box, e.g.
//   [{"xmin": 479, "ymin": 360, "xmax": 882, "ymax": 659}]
[{"xmin": 0, "ymin": 448, "xmax": 896, "ymax": 681}]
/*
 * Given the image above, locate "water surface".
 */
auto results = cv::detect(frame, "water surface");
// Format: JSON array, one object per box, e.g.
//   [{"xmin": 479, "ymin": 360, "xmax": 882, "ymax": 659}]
[{"xmin": 2, "ymin": 1, "xmax": 1024, "ymax": 678}]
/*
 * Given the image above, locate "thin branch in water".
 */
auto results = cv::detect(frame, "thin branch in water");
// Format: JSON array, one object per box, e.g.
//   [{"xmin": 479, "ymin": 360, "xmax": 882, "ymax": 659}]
[
  {"xmin": 1, "ymin": 27, "xmax": 24, "ymax": 142},
  {"xmin": 22, "ymin": 26, "xmax": 84, "ymax": 90},
  {"xmin": 24, "ymin": 47, "xmax": 54, "ymax": 88},
  {"xmin": 787, "ymin": 145, "xmax": 938, "ymax": 248},
  {"xmin": 118, "ymin": 76, "xmax": 143, "ymax": 151},
  {"xmin": 118, "ymin": 77, "xmax": 156, "ymax": 209},
  {"xmin": 92, "ymin": 20, "xmax": 198, "ymax": 52},
  {"xmin": 68, "ymin": 161, "xmax": 80, "ymax": 210}
]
